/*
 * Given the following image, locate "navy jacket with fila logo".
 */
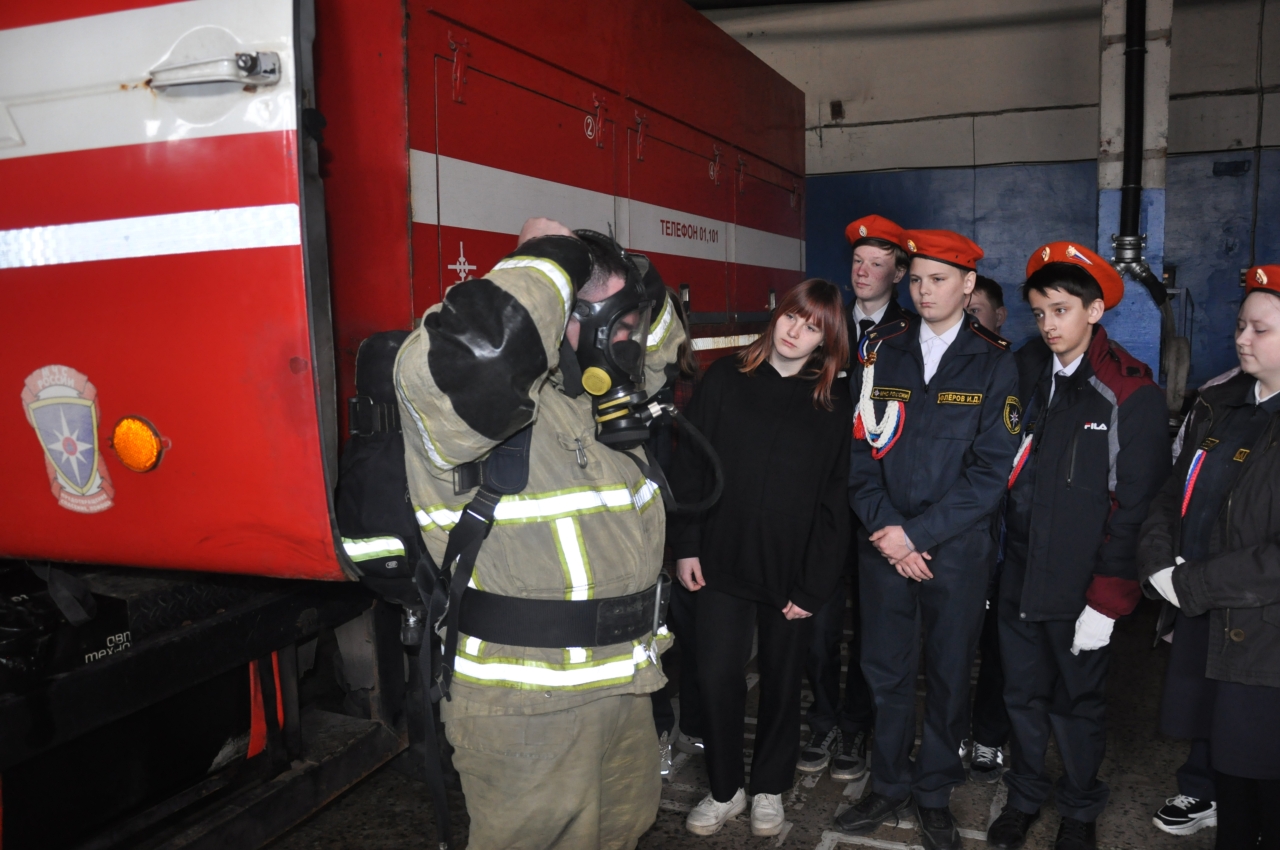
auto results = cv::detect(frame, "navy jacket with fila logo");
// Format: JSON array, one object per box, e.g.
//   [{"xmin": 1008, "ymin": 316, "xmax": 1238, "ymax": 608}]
[
  {"xmin": 849, "ymin": 314, "xmax": 1020, "ymax": 554},
  {"xmin": 1003, "ymin": 326, "xmax": 1171, "ymax": 621}
]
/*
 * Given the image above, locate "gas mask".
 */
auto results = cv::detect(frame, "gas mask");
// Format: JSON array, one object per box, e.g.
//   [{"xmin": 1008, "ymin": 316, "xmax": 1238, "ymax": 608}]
[{"xmin": 564, "ymin": 230, "xmax": 663, "ymax": 450}]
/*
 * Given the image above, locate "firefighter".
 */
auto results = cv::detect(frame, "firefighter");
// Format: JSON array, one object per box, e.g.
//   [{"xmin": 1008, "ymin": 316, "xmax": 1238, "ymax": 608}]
[
  {"xmin": 801, "ymin": 214, "xmax": 912, "ymax": 782},
  {"xmin": 838, "ymin": 229, "xmax": 1020, "ymax": 850},
  {"xmin": 986, "ymin": 243, "xmax": 1169, "ymax": 850},
  {"xmin": 394, "ymin": 217, "xmax": 685, "ymax": 850}
]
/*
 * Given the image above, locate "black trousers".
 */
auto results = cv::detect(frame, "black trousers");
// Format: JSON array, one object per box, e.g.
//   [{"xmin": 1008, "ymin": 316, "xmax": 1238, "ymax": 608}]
[
  {"xmin": 805, "ymin": 522, "xmax": 874, "ymax": 738},
  {"xmin": 999, "ymin": 609, "xmax": 1110, "ymax": 821},
  {"xmin": 1214, "ymin": 771, "xmax": 1280, "ymax": 849},
  {"xmin": 696, "ymin": 587, "xmax": 811, "ymax": 801},
  {"xmin": 1177, "ymin": 739, "xmax": 1215, "ymax": 801},
  {"xmin": 971, "ymin": 599, "xmax": 1010, "ymax": 747},
  {"xmin": 652, "ymin": 578, "xmax": 702, "ymax": 737},
  {"xmin": 859, "ymin": 529, "xmax": 989, "ymax": 807}
]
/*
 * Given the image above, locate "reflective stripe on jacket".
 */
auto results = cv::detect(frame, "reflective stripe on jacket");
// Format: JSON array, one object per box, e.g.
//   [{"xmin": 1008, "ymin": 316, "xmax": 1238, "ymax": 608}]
[{"xmin": 394, "ymin": 236, "xmax": 685, "ymax": 715}]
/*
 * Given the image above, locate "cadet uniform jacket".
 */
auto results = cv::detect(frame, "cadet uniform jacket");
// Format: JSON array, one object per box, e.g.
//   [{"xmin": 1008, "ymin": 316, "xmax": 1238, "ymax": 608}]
[
  {"xmin": 394, "ymin": 235, "xmax": 685, "ymax": 718},
  {"xmin": 1004, "ymin": 328, "xmax": 1170, "ymax": 621},
  {"xmin": 1139, "ymin": 372, "xmax": 1280, "ymax": 688},
  {"xmin": 849, "ymin": 314, "xmax": 1020, "ymax": 550}
]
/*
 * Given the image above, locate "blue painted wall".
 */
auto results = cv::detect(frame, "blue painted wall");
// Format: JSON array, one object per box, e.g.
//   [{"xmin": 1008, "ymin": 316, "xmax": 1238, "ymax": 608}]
[
  {"xmin": 1165, "ymin": 149, "xmax": 1280, "ymax": 386},
  {"xmin": 808, "ymin": 152, "xmax": 1280, "ymax": 384},
  {"xmin": 807, "ymin": 161, "xmax": 1098, "ymax": 351}
]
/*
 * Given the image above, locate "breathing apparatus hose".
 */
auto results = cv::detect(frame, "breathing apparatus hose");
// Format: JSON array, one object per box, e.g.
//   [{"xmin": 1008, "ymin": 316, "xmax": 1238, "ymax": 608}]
[
  {"xmin": 628, "ymin": 399, "xmax": 723, "ymax": 515},
  {"xmin": 669, "ymin": 409, "xmax": 723, "ymax": 514}
]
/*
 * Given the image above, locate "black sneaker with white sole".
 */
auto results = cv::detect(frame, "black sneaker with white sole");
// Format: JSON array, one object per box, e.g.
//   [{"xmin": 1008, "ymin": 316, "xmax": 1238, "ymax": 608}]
[
  {"xmin": 830, "ymin": 730, "xmax": 868, "ymax": 781},
  {"xmin": 969, "ymin": 742, "xmax": 1004, "ymax": 783},
  {"xmin": 797, "ymin": 727, "xmax": 839, "ymax": 774},
  {"xmin": 1153, "ymin": 795, "xmax": 1217, "ymax": 835}
]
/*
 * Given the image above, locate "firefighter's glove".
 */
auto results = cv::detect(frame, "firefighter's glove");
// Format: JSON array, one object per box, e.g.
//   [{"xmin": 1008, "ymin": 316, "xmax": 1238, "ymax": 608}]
[
  {"xmin": 1070, "ymin": 605, "xmax": 1115, "ymax": 655},
  {"xmin": 1148, "ymin": 565, "xmax": 1181, "ymax": 610}
]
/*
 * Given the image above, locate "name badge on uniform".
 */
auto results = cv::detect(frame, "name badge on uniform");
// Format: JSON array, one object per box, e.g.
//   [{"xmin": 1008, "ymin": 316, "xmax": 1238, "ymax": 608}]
[
  {"xmin": 871, "ymin": 386, "xmax": 912, "ymax": 402},
  {"xmin": 1200, "ymin": 437, "xmax": 1220, "ymax": 451},
  {"xmin": 936, "ymin": 391, "xmax": 982, "ymax": 405}
]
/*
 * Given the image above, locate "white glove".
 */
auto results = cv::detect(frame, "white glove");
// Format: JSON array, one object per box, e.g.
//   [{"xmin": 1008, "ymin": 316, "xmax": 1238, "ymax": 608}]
[
  {"xmin": 1149, "ymin": 566, "xmax": 1181, "ymax": 609},
  {"xmin": 1070, "ymin": 605, "xmax": 1115, "ymax": 655}
]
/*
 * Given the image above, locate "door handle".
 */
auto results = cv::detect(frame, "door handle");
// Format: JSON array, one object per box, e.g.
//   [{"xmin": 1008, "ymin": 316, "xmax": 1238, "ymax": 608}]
[{"xmin": 149, "ymin": 52, "xmax": 281, "ymax": 90}]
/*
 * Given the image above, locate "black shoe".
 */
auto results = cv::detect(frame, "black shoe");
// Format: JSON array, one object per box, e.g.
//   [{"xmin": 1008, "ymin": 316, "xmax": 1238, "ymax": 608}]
[
  {"xmin": 987, "ymin": 805, "xmax": 1041, "ymax": 849},
  {"xmin": 916, "ymin": 804, "xmax": 960, "ymax": 850},
  {"xmin": 833, "ymin": 791, "xmax": 910, "ymax": 834},
  {"xmin": 968, "ymin": 742, "xmax": 1005, "ymax": 783},
  {"xmin": 797, "ymin": 727, "xmax": 839, "ymax": 774},
  {"xmin": 1054, "ymin": 817, "xmax": 1097, "ymax": 850},
  {"xmin": 830, "ymin": 730, "xmax": 868, "ymax": 781}
]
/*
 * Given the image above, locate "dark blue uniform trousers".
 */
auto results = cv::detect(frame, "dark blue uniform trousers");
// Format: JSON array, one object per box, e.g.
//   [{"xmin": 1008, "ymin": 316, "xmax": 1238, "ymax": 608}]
[
  {"xmin": 998, "ymin": 601, "xmax": 1110, "ymax": 821},
  {"xmin": 859, "ymin": 528, "xmax": 989, "ymax": 807}
]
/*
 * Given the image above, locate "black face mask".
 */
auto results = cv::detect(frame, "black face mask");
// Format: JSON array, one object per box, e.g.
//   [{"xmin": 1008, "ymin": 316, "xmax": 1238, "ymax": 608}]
[{"xmin": 568, "ymin": 231, "xmax": 660, "ymax": 450}]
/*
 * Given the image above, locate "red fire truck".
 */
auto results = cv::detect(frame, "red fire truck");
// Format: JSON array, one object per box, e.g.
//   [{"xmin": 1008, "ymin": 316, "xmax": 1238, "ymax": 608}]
[{"xmin": 0, "ymin": 0, "xmax": 803, "ymax": 846}]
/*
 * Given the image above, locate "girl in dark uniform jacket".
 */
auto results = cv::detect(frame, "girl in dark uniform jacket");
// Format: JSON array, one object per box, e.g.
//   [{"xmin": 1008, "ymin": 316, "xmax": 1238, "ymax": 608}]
[
  {"xmin": 1139, "ymin": 264, "xmax": 1280, "ymax": 849},
  {"xmin": 668, "ymin": 278, "xmax": 851, "ymax": 839}
]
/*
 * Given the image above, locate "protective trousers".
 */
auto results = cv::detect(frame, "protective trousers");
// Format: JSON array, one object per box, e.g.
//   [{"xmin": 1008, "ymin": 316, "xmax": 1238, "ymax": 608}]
[
  {"xmin": 445, "ymin": 692, "xmax": 660, "ymax": 850},
  {"xmin": 998, "ymin": 605, "xmax": 1110, "ymax": 821},
  {"xmin": 858, "ymin": 529, "xmax": 989, "ymax": 807}
]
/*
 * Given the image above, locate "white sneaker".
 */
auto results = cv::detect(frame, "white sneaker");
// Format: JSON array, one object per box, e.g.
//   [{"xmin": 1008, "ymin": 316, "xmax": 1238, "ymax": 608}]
[
  {"xmin": 685, "ymin": 788, "xmax": 747, "ymax": 836},
  {"xmin": 750, "ymin": 792, "xmax": 785, "ymax": 836},
  {"xmin": 676, "ymin": 731, "xmax": 705, "ymax": 755},
  {"xmin": 658, "ymin": 731, "xmax": 673, "ymax": 780}
]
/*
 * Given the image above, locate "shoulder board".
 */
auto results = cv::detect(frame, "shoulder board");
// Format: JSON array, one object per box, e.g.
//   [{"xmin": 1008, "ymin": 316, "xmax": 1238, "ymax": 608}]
[
  {"xmin": 857, "ymin": 318, "xmax": 909, "ymax": 365},
  {"xmin": 863, "ymin": 318, "xmax": 909, "ymax": 343},
  {"xmin": 969, "ymin": 321, "xmax": 1010, "ymax": 350}
]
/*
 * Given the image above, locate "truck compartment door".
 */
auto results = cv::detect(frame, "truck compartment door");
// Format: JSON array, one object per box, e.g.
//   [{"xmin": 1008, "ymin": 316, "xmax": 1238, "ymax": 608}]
[{"xmin": 0, "ymin": 0, "xmax": 347, "ymax": 579}]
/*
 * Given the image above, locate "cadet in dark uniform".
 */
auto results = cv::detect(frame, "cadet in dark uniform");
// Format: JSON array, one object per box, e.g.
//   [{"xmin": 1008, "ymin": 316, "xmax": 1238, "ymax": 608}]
[
  {"xmin": 1140, "ymin": 264, "xmax": 1280, "ymax": 850},
  {"xmin": 838, "ymin": 230, "xmax": 1020, "ymax": 850},
  {"xmin": 801, "ymin": 215, "xmax": 914, "ymax": 782},
  {"xmin": 986, "ymin": 243, "xmax": 1170, "ymax": 850}
]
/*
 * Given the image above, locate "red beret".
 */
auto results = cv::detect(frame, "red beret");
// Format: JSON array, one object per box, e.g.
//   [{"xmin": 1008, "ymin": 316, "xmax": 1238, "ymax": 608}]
[
  {"xmin": 903, "ymin": 229, "xmax": 983, "ymax": 271},
  {"xmin": 846, "ymin": 215, "xmax": 907, "ymax": 252},
  {"xmin": 1246, "ymin": 265, "xmax": 1280, "ymax": 296},
  {"xmin": 1026, "ymin": 241, "xmax": 1125, "ymax": 310}
]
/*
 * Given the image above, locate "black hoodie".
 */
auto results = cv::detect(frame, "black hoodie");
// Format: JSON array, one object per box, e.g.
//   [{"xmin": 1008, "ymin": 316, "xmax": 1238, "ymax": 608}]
[{"xmin": 668, "ymin": 355, "xmax": 851, "ymax": 612}]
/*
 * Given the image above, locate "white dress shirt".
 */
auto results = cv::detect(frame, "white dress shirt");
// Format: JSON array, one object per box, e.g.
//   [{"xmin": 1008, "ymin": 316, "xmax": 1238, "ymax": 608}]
[
  {"xmin": 853, "ymin": 302, "xmax": 889, "ymax": 341},
  {"xmin": 1047, "ymin": 352, "xmax": 1085, "ymax": 403},
  {"xmin": 919, "ymin": 318, "xmax": 964, "ymax": 383}
]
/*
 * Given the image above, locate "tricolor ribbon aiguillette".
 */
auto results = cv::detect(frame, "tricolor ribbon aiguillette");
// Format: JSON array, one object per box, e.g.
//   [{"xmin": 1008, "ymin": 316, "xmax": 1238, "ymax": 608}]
[
  {"xmin": 1007, "ymin": 433, "xmax": 1033, "ymax": 489},
  {"xmin": 1180, "ymin": 448, "xmax": 1207, "ymax": 517},
  {"xmin": 855, "ymin": 336, "xmax": 904, "ymax": 460}
]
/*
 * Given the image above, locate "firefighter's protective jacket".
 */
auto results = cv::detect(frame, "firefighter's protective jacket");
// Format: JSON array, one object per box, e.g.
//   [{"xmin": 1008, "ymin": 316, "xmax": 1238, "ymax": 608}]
[{"xmin": 394, "ymin": 235, "xmax": 684, "ymax": 717}]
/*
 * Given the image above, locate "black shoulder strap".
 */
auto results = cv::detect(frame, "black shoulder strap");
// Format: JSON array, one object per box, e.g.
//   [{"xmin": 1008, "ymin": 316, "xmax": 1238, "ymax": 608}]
[{"xmin": 435, "ymin": 424, "xmax": 533, "ymax": 701}]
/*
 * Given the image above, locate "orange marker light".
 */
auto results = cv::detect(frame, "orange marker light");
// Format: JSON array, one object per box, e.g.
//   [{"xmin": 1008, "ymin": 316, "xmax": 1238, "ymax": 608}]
[{"xmin": 111, "ymin": 416, "xmax": 164, "ymax": 472}]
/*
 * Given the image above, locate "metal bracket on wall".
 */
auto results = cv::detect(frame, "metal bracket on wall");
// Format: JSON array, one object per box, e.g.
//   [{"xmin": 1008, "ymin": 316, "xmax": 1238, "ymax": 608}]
[
  {"xmin": 634, "ymin": 112, "xmax": 647, "ymax": 161},
  {"xmin": 790, "ymin": 180, "xmax": 799, "ymax": 209},
  {"xmin": 737, "ymin": 156, "xmax": 748, "ymax": 193},
  {"xmin": 448, "ymin": 32, "xmax": 469, "ymax": 103},
  {"xmin": 586, "ymin": 94, "xmax": 606, "ymax": 148},
  {"xmin": 709, "ymin": 145, "xmax": 722, "ymax": 185}
]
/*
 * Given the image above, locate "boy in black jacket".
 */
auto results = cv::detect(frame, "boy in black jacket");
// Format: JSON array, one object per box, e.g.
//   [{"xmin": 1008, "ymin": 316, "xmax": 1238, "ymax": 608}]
[
  {"xmin": 987, "ymin": 243, "xmax": 1170, "ymax": 850},
  {"xmin": 839, "ymin": 230, "xmax": 1020, "ymax": 850}
]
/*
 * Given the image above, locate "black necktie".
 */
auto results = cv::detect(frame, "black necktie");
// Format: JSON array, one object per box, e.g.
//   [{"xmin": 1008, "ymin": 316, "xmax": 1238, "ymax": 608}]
[
  {"xmin": 858, "ymin": 318, "xmax": 875, "ymax": 340},
  {"xmin": 1051, "ymin": 372, "xmax": 1066, "ymax": 405}
]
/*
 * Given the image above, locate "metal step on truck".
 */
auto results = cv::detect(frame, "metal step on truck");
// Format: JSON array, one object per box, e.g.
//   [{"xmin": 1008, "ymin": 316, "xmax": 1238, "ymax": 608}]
[{"xmin": 0, "ymin": 0, "xmax": 804, "ymax": 846}]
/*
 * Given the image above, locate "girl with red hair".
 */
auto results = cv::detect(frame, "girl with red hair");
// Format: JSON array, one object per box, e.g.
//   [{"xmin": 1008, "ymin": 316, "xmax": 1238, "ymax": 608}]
[{"xmin": 668, "ymin": 278, "xmax": 851, "ymax": 838}]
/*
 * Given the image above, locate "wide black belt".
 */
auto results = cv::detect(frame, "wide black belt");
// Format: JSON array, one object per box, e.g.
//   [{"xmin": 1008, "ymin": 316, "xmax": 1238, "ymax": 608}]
[{"xmin": 456, "ymin": 575, "xmax": 670, "ymax": 648}]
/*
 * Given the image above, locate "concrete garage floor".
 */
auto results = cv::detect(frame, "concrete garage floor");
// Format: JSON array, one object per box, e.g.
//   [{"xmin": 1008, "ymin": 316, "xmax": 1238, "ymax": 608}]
[{"xmin": 269, "ymin": 598, "xmax": 1215, "ymax": 850}]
